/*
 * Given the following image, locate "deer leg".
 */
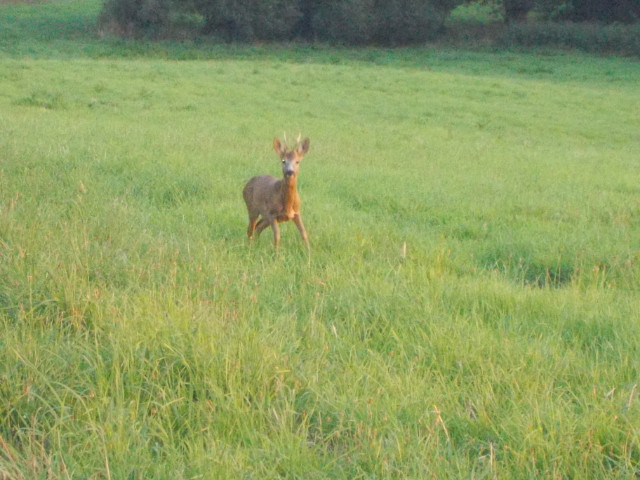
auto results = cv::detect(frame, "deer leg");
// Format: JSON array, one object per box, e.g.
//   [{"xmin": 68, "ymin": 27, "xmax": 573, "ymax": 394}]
[
  {"xmin": 247, "ymin": 215, "xmax": 259, "ymax": 241},
  {"xmin": 293, "ymin": 214, "xmax": 310, "ymax": 252},
  {"xmin": 270, "ymin": 218, "xmax": 280, "ymax": 251},
  {"xmin": 255, "ymin": 218, "xmax": 270, "ymax": 236}
]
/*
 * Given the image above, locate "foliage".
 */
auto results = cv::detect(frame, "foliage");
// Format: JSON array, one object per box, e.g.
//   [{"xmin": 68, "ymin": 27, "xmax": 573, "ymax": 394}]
[
  {"xmin": 503, "ymin": 0, "xmax": 533, "ymax": 22},
  {"xmin": 464, "ymin": 0, "xmax": 640, "ymax": 24},
  {"xmin": 310, "ymin": 0, "xmax": 376, "ymax": 44},
  {"xmin": 498, "ymin": 21, "xmax": 640, "ymax": 55},
  {"xmin": 97, "ymin": 0, "xmax": 640, "ymax": 44},
  {"xmin": 309, "ymin": 0, "xmax": 455, "ymax": 45},
  {"xmin": 98, "ymin": 0, "xmax": 464, "ymax": 43},
  {"xmin": 99, "ymin": 0, "xmax": 173, "ymax": 36},
  {"xmin": 197, "ymin": 0, "xmax": 301, "ymax": 41},
  {"xmin": 374, "ymin": 0, "xmax": 448, "ymax": 44},
  {"xmin": 535, "ymin": 0, "xmax": 640, "ymax": 23},
  {"xmin": 445, "ymin": 3, "xmax": 640, "ymax": 56}
]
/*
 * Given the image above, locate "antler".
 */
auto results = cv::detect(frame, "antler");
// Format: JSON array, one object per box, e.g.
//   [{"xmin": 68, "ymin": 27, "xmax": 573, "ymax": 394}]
[{"xmin": 281, "ymin": 132, "xmax": 304, "ymax": 150}]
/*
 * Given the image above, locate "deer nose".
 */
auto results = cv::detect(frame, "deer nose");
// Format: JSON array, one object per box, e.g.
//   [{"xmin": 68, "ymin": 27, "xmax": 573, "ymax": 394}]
[{"xmin": 285, "ymin": 169, "xmax": 294, "ymax": 177}]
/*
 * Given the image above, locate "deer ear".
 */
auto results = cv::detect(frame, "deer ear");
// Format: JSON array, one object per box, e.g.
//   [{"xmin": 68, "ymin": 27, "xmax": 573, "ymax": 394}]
[
  {"xmin": 297, "ymin": 138, "xmax": 310, "ymax": 156},
  {"xmin": 273, "ymin": 138, "xmax": 284, "ymax": 155}
]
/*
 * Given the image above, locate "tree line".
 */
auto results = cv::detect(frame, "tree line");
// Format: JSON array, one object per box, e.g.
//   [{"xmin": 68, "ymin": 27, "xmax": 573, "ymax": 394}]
[{"xmin": 99, "ymin": 0, "xmax": 640, "ymax": 44}]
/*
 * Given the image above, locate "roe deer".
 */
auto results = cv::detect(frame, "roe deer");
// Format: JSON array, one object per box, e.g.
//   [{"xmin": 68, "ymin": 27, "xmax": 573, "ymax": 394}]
[{"xmin": 243, "ymin": 136, "xmax": 310, "ymax": 253}]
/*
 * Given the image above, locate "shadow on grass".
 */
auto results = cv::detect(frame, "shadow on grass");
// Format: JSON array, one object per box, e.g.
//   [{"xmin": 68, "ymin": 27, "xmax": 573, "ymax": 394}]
[
  {"xmin": 481, "ymin": 252, "xmax": 576, "ymax": 288},
  {"xmin": 477, "ymin": 243, "xmax": 625, "ymax": 289}
]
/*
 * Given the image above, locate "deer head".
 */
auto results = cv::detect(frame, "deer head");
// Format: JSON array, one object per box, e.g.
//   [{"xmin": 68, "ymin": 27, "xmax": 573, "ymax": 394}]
[{"xmin": 273, "ymin": 135, "xmax": 310, "ymax": 180}]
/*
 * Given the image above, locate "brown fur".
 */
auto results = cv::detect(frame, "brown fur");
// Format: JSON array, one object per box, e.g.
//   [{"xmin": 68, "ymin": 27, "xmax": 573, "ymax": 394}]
[{"xmin": 243, "ymin": 137, "xmax": 310, "ymax": 252}]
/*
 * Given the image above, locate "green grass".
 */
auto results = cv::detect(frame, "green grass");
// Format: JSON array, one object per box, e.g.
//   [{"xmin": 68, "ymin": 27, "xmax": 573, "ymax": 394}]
[{"xmin": 1, "ymin": 1, "xmax": 640, "ymax": 478}]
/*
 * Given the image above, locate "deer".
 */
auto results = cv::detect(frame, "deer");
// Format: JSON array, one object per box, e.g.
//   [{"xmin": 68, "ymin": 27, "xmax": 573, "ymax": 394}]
[{"xmin": 243, "ymin": 135, "xmax": 311, "ymax": 254}]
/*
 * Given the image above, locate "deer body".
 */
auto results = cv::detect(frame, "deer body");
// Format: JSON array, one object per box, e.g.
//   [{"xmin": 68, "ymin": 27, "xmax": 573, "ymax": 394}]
[{"xmin": 243, "ymin": 137, "xmax": 310, "ymax": 252}]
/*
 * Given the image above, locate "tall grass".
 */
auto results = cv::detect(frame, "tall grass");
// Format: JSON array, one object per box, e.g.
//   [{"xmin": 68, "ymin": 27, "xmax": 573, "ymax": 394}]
[{"xmin": 1, "ymin": 1, "xmax": 640, "ymax": 478}]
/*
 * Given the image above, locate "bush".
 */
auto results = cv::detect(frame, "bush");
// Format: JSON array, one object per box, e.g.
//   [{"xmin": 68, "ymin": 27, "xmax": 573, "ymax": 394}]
[
  {"xmin": 310, "ymin": 0, "xmax": 376, "ymax": 44},
  {"xmin": 198, "ymin": 0, "xmax": 301, "ymax": 41},
  {"xmin": 503, "ymin": 0, "xmax": 534, "ymax": 22},
  {"xmin": 309, "ymin": 0, "xmax": 463, "ymax": 45},
  {"xmin": 498, "ymin": 21, "xmax": 640, "ymax": 55},
  {"xmin": 99, "ymin": 0, "xmax": 174, "ymax": 36},
  {"xmin": 535, "ymin": 0, "xmax": 640, "ymax": 23},
  {"xmin": 100, "ymin": 0, "xmax": 302, "ymax": 40},
  {"xmin": 374, "ymin": 0, "xmax": 447, "ymax": 44},
  {"xmin": 99, "ymin": 0, "xmax": 464, "ymax": 44}
]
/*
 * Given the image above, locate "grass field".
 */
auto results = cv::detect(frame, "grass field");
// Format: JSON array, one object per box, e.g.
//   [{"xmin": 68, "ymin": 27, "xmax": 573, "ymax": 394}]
[{"xmin": 1, "ymin": 1, "xmax": 640, "ymax": 478}]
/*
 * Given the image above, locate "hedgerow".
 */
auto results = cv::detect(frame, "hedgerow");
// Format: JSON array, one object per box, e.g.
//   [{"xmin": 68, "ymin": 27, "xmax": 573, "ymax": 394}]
[{"xmin": 99, "ymin": 0, "xmax": 463, "ymax": 44}]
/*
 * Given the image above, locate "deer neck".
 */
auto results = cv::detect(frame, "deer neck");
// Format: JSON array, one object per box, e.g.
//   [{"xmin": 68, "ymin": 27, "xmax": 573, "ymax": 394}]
[{"xmin": 281, "ymin": 174, "xmax": 298, "ymax": 214}]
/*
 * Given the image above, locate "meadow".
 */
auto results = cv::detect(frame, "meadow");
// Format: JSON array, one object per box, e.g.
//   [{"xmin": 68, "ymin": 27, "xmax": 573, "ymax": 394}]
[{"xmin": 1, "ymin": 1, "xmax": 640, "ymax": 478}]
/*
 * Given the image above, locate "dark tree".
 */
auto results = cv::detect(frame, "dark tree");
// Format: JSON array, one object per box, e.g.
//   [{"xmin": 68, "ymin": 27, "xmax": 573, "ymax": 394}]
[{"xmin": 503, "ymin": 0, "xmax": 534, "ymax": 22}]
